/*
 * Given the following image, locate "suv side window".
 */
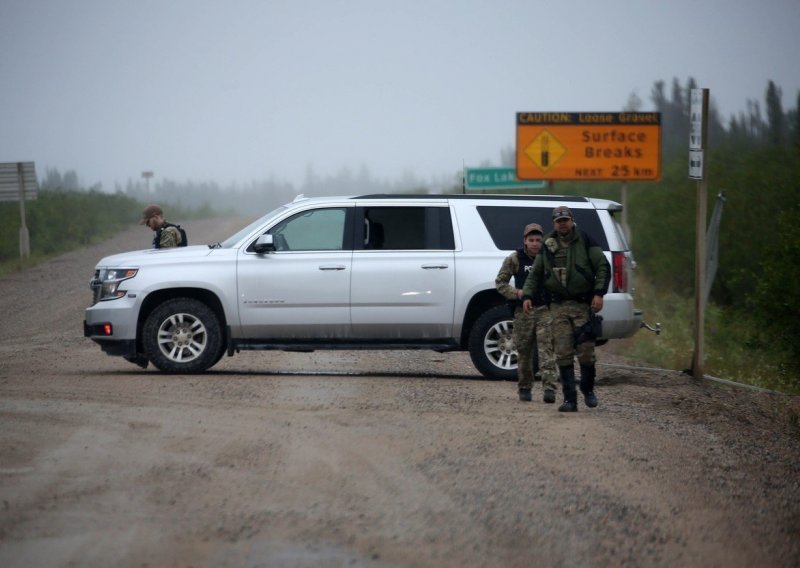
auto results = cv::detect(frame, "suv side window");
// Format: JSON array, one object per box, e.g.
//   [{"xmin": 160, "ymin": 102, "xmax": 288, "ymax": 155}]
[
  {"xmin": 477, "ymin": 206, "xmax": 609, "ymax": 250},
  {"xmin": 357, "ymin": 206, "xmax": 455, "ymax": 250},
  {"xmin": 248, "ymin": 207, "xmax": 351, "ymax": 252}
]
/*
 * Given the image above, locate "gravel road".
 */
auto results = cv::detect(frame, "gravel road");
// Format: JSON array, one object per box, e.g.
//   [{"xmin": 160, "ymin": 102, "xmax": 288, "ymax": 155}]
[{"xmin": 1, "ymin": 217, "xmax": 798, "ymax": 567}]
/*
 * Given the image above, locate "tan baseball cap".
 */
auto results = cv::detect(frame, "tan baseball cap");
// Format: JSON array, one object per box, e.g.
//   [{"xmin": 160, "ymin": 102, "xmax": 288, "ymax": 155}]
[
  {"xmin": 139, "ymin": 204, "xmax": 163, "ymax": 225},
  {"xmin": 523, "ymin": 223, "xmax": 543, "ymax": 237}
]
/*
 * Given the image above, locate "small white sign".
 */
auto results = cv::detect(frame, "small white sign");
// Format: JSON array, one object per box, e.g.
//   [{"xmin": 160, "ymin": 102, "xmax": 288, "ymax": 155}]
[
  {"xmin": 689, "ymin": 149, "xmax": 704, "ymax": 179},
  {"xmin": 689, "ymin": 120, "xmax": 703, "ymax": 150},
  {"xmin": 689, "ymin": 89, "xmax": 704, "ymax": 150}
]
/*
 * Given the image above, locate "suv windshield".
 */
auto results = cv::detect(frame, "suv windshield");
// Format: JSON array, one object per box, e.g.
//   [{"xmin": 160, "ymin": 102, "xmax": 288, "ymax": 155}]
[{"xmin": 218, "ymin": 206, "xmax": 287, "ymax": 248}]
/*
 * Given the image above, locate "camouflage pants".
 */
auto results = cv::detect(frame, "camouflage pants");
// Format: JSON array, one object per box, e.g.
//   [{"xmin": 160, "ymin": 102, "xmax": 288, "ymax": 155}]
[
  {"xmin": 513, "ymin": 306, "xmax": 558, "ymax": 391},
  {"xmin": 550, "ymin": 300, "xmax": 595, "ymax": 367}
]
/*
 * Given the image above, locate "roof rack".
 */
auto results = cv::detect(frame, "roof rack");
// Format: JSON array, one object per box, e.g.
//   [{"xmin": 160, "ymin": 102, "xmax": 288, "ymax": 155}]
[{"xmin": 353, "ymin": 193, "xmax": 589, "ymax": 202}]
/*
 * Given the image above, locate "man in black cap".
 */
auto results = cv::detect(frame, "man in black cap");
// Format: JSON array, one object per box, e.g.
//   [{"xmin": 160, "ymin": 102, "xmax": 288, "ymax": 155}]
[
  {"xmin": 140, "ymin": 204, "xmax": 186, "ymax": 249},
  {"xmin": 495, "ymin": 222, "xmax": 558, "ymax": 403},
  {"xmin": 522, "ymin": 206, "xmax": 609, "ymax": 412}
]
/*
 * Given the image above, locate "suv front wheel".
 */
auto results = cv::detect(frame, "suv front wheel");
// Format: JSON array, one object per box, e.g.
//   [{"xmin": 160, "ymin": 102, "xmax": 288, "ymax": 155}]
[
  {"xmin": 468, "ymin": 305, "xmax": 518, "ymax": 381},
  {"xmin": 142, "ymin": 298, "xmax": 223, "ymax": 373}
]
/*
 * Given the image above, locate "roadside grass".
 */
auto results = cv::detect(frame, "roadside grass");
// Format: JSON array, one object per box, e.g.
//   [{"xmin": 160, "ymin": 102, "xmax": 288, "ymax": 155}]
[
  {"xmin": 0, "ymin": 226, "xmax": 135, "ymax": 279},
  {"xmin": 0, "ymin": 192, "xmax": 222, "ymax": 278},
  {"xmin": 616, "ymin": 274, "xmax": 800, "ymax": 395},
  {"xmin": 0, "ymin": 224, "xmax": 177, "ymax": 278}
]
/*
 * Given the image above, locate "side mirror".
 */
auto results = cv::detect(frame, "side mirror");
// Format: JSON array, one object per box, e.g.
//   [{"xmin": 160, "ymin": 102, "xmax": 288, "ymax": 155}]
[{"xmin": 253, "ymin": 234, "xmax": 275, "ymax": 254}]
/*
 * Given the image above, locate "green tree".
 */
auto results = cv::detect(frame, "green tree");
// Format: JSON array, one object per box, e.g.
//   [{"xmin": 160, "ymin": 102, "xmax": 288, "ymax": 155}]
[
  {"xmin": 624, "ymin": 91, "xmax": 643, "ymax": 111},
  {"xmin": 794, "ymin": 91, "xmax": 800, "ymax": 154},
  {"xmin": 748, "ymin": 194, "xmax": 800, "ymax": 368},
  {"xmin": 746, "ymin": 98, "xmax": 764, "ymax": 143},
  {"xmin": 40, "ymin": 168, "xmax": 81, "ymax": 191},
  {"xmin": 765, "ymin": 80, "xmax": 785, "ymax": 146}
]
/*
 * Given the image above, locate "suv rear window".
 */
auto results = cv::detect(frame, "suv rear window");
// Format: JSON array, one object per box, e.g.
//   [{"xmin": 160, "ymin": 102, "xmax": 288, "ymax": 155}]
[{"xmin": 477, "ymin": 206, "xmax": 609, "ymax": 250}]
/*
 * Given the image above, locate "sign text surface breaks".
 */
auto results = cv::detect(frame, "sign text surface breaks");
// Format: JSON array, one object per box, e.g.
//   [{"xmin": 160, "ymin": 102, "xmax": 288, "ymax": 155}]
[{"xmin": 516, "ymin": 113, "xmax": 661, "ymax": 181}]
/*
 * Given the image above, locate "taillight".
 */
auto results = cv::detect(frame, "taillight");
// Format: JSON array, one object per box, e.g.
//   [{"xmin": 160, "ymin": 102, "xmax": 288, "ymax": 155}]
[{"xmin": 612, "ymin": 252, "xmax": 628, "ymax": 292}]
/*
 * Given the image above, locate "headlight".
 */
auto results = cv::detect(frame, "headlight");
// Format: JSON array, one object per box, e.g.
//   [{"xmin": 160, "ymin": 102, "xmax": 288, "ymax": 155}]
[{"xmin": 90, "ymin": 268, "xmax": 138, "ymax": 302}]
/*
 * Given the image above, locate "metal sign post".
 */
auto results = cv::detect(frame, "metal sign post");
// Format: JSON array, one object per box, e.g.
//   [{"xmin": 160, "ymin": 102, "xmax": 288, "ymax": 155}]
[
  {"xmin": 0, "ymin": 162, "xmax": 39, "ymax": 259},
  {"xmin": 689, "ymin": 89, "xmax": 710, "ymax": 379},
  {"xmin": 142, "ymin": 171, "xmax": 154, "ymax": 194},
  {"xmin": 18, "ymin": 164, "xmax": 31, "ymax": 258},
  {"xmin": 705, "ymin": 191, "xmax": 726, "ymax": 305}
]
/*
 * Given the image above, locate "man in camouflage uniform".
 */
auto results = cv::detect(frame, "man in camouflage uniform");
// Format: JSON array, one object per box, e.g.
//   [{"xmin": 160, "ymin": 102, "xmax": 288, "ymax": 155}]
[
  {"xmin": 522, "ymin": 206, "xmax": 610, "ymax": 412},
  {"xmin": 495, "ymin": 223, "xmax": 558, "ymax": 403},
  {"xmin": 140, "ymin": 204, "xmax": 184, "ymax": 249}
]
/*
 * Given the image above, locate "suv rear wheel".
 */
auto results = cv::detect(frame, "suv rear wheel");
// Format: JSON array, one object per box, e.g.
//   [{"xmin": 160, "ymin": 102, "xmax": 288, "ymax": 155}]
[
  {"xmin": 142, "ymin": 298, "xmax": 223, "ymax": 373},
  {"xmin": 468, "ymin": 305, "xmax": 518, "ymax": 381}
]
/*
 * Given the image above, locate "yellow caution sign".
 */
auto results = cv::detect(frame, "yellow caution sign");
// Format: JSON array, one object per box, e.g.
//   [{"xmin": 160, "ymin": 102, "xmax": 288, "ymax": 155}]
[
  {"xmin": 523, "ymin": 129, "xmax": 567, "ymax": 172},
  {"xmin": 516, "ymin": 112, "xmax": 661, "ymax": 181}
]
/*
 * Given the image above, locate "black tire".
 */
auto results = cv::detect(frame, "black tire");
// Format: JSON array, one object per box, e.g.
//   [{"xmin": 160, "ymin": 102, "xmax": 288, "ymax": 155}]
[
  {"xmin": 468, "ymin": 305, "xmax": 519, "ymax": 381},
  {"xmin": 142, "ymin": 298, "xmax": 223, "ymax": 373}
]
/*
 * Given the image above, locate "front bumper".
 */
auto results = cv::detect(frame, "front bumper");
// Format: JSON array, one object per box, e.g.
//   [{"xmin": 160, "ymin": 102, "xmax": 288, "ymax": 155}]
[
  {"xmin": 84, "ymin": 296, "xmax": 141, "ymax": 358},
  {"xmin": 83, "ymin": 320, "xmax": 136, "ymax": 357},
  {"xmin": 84, "ymin": 328, "xmax": 137, "ymax": 358}
]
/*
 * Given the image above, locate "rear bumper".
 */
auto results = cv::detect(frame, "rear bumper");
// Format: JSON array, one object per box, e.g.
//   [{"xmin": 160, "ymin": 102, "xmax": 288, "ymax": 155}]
[{"xmin": 597, "ymin": 294, "xmax": 642, "ymax": 339}]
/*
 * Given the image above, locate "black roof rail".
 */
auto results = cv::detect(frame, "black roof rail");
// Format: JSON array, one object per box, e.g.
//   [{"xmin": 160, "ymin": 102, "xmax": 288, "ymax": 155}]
[{"xmin": 352, "ymin": 193, "xmax": 589, "ymax": 202}]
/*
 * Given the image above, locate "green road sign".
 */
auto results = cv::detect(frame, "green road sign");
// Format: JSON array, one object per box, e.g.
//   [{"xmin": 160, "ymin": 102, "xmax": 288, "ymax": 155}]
[{"xmin": 464, "ymin": 167, "xmax": 546, "ymax": 191}]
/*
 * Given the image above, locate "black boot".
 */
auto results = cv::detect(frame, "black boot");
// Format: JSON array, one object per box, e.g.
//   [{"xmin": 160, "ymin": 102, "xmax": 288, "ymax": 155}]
[
  {"xmin": 580, "ymin": 364, "xmax": 598, "ymax": 408},
  {"xmin": 558, "ymin": 365, "xmax": 577, "ymax": 412},
  {"xmin": 518, "ymin": 388, "xmax": 532, "ymax": 402}
]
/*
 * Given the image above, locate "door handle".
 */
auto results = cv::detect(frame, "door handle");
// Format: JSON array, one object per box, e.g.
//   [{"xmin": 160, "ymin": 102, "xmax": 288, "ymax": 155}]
[
  {"xmin": 421, "ymin": 264, "xmax": 448, "ymax": 270},
  {"xmin": 319, "ymin": 265, "xmax": 346, "ymax": 271}
]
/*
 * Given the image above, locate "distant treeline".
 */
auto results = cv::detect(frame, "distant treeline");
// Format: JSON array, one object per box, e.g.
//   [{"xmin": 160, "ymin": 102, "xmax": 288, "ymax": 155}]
[
  {"xmin": 95, "ymin": 168, "xmax": 452, "ymax": 217},
  {"xmin": 641, "ymin": 77, "xmax": 798, "ymax": 154}
]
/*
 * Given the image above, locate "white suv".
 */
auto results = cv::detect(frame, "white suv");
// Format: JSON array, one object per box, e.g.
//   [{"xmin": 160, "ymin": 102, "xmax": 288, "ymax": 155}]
[{"xmin": 85, "ymin": 194, "xmax": 642, "ymax": 379}]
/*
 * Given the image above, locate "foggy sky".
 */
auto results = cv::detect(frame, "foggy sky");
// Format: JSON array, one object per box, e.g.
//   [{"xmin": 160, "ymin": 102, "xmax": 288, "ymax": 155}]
[{"xmin": 2, "ymin": 0, "xmax": 799, "ymax": 191}]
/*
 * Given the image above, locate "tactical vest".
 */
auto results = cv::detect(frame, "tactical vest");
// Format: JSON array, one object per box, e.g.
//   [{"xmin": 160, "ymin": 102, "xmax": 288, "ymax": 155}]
[
  {"xmin": 540, "ymin": 228, "xmax": 608, "ymax": 302},
  {"xmin": 511, "ymin": 249, "xmax": 549, "ymax": 308},
  {"xmin": 512, "ymin": 249, "xmax": 534, "ymax": 289},
  {"xmin": 154, "ymin": 222, "xmax": 188, "ymax": 249}
]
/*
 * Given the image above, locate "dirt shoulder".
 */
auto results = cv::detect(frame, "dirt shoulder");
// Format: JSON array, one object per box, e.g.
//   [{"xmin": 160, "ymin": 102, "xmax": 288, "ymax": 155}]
[{"xmin": 0, "ymin": 218, "xmax": 798, "ymax": 567}]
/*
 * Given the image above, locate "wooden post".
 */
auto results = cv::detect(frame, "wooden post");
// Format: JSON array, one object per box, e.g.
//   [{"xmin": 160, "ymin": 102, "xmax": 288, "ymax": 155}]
[
  {"xmin": 693, "ymin": 176, "xmax": 707, "ymax": 379},
  {"xmin": 621, "ymin": 181, "xmax": 630, "ymax": 244},
  {"xmin": 690, "ymin": 89, "xmax": 709, "ymax": 379}
]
